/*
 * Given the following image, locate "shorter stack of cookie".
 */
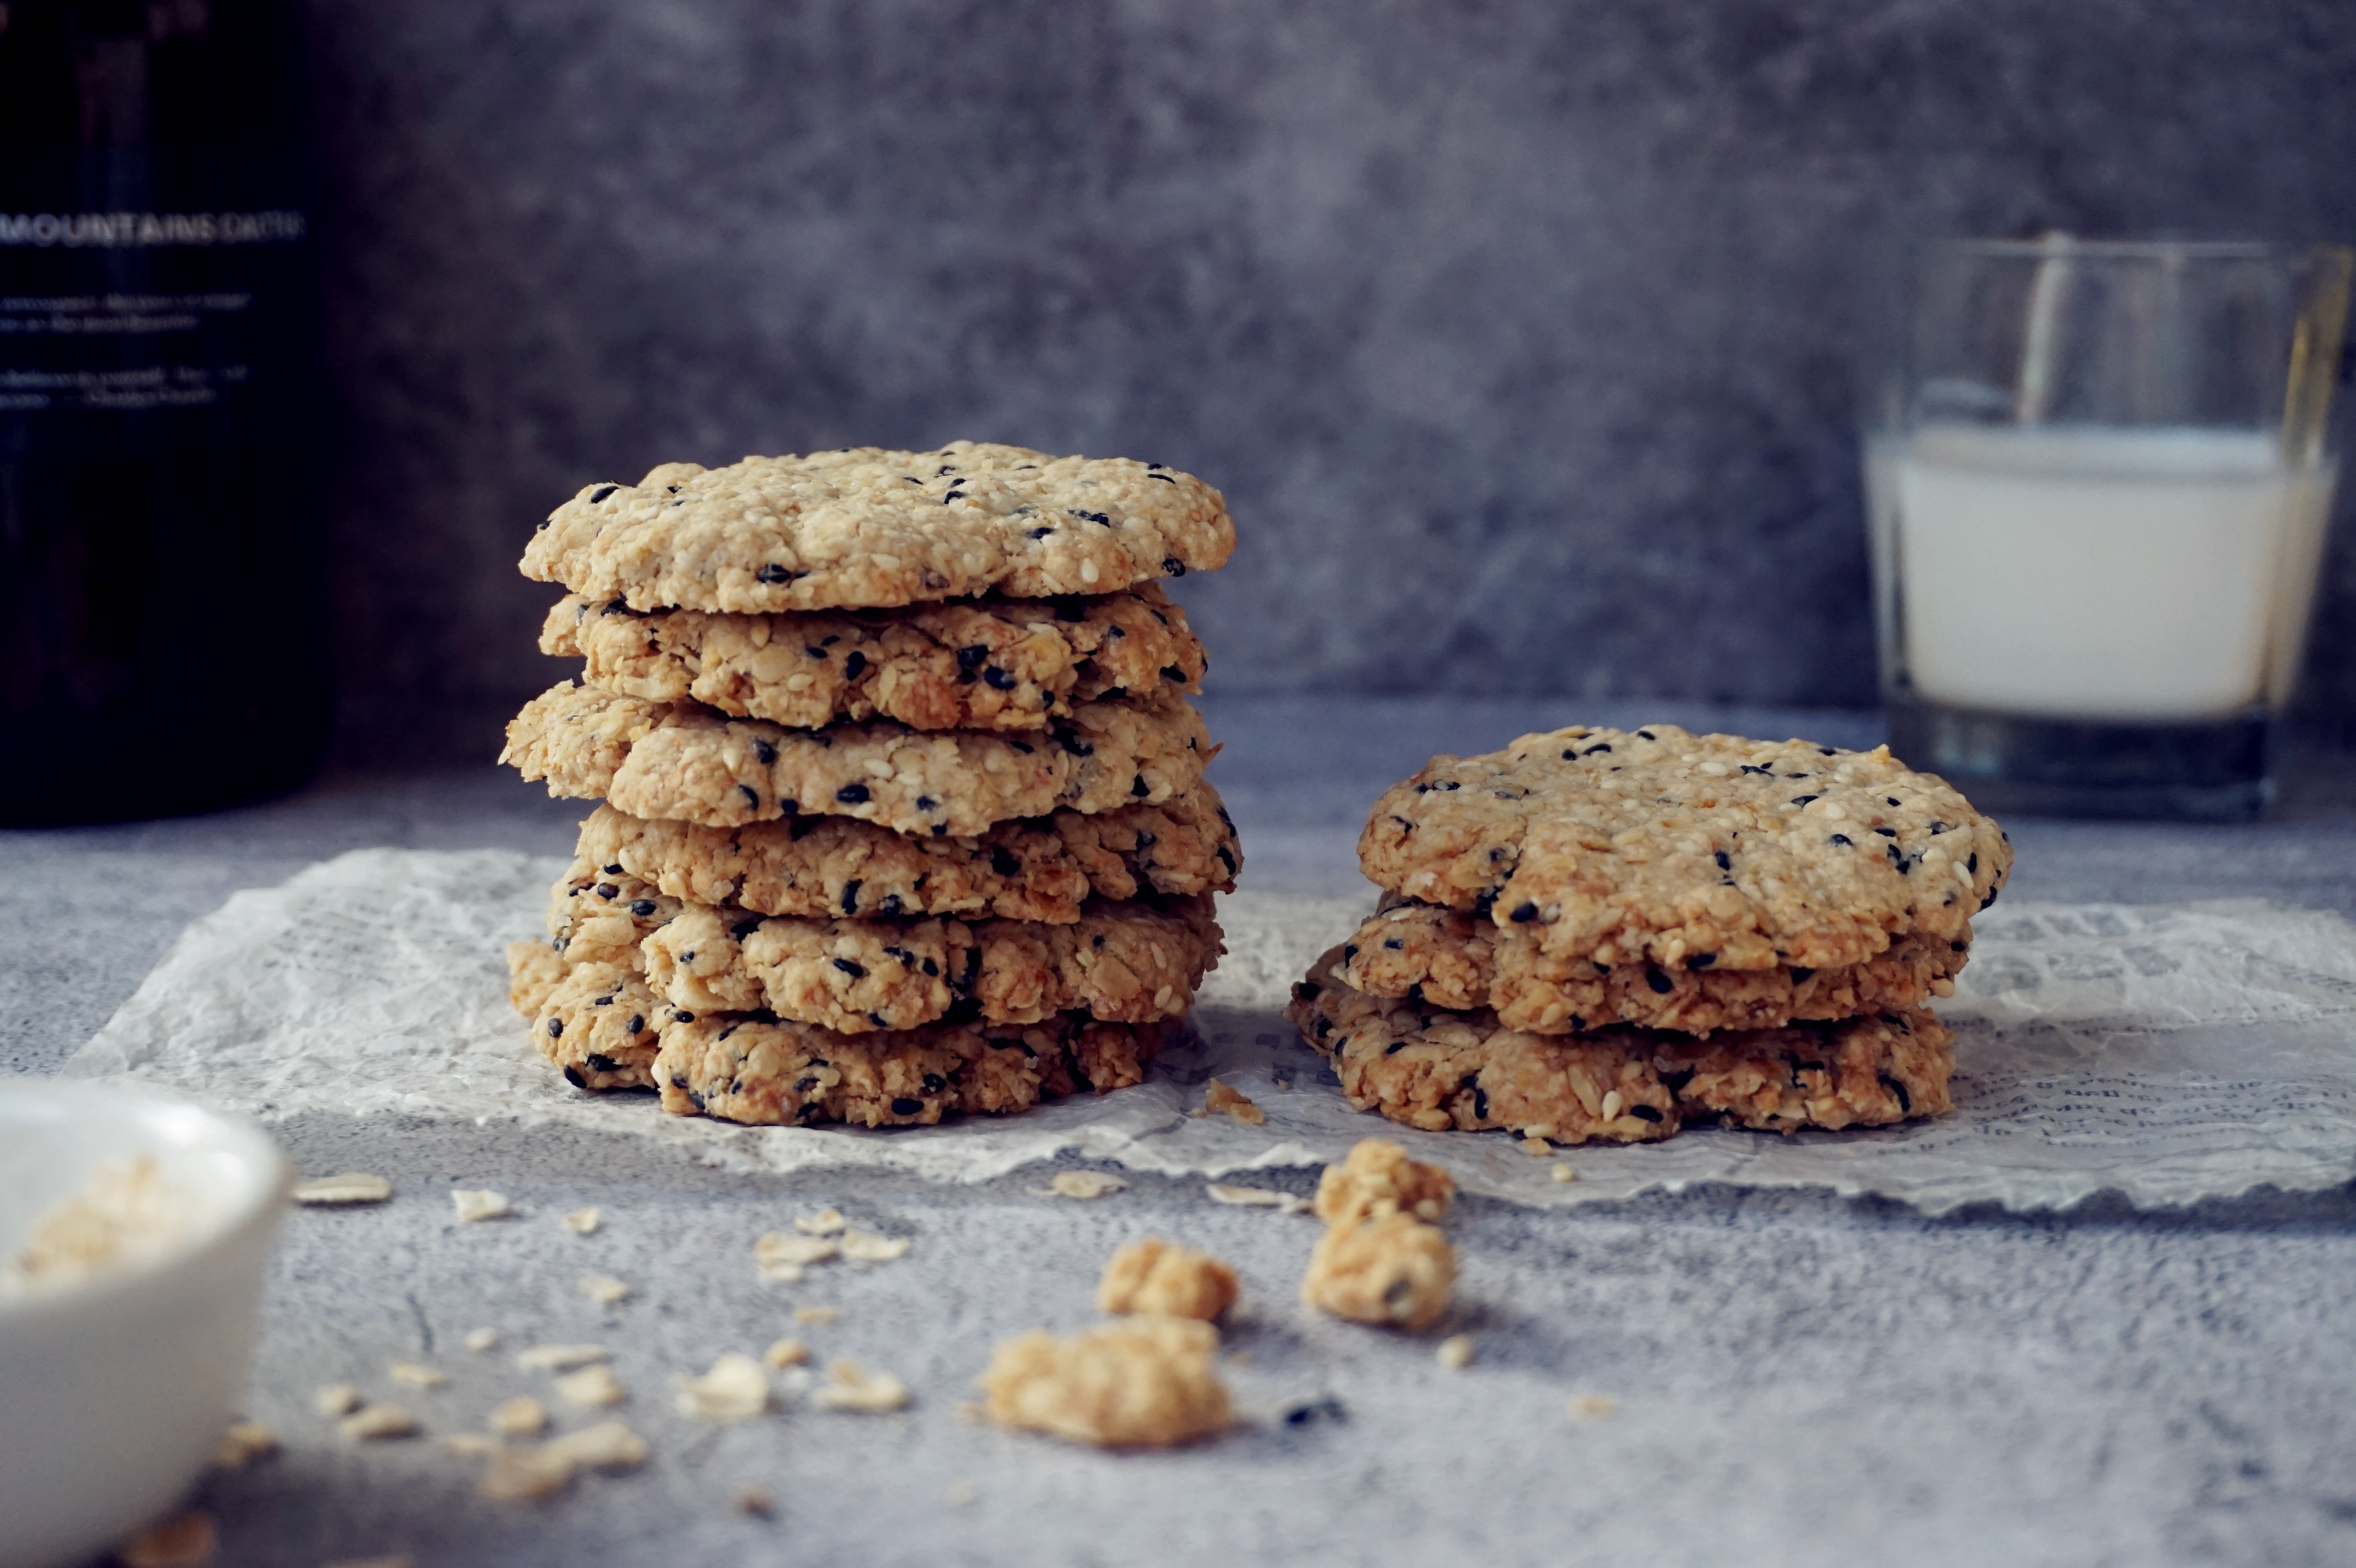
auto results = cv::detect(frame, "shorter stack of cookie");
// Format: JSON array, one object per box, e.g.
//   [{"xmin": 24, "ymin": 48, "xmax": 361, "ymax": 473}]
[
  {"xmin": 503, "ymin": 442, "xmax": 1240, "ymax": 1129},
  {"xmin": 1286, "ymin": 725, "xmax": 2010, "ymax": 1144}
]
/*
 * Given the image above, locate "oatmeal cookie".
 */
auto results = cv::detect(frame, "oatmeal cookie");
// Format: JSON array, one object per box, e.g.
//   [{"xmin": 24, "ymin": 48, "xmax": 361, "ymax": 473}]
[
  {"xmin": 978, "ymin": 1315, "xmax": 1229, "ymax": 1448},
  {"xmin": 1338, "ymin": 898, "xmax": 1970, "ymax": 1035},
  {"xmin": 529, "ymin": 959, "xmax": 671, "ymax": 1091},
  {"xmin": 1287, "ymin": 946, "xmax": 1954, "ymax": 1141},
  {"xmin": 542, "ymin": 583, "xmax": 1206, "ymax": 732},
  {"xmin": 572, "ymin": 786, "xmax": 1238, "ymax": 923},
  {"xmin": 502, "ymin": 682, "xmax": 1212, "ymax": 836},
  {"xmin": 545, "ymin": 861, "xmax": 1220, "ymax": 1032},
  {"xmin": 1358, "ymin": 724, "xmax": 2009, "ymax": 973},
  {"xmin": 653, "ymin": 1008, "xmax": 1171, "ymax": 1126},
  {"xmin": 521, "ymin": 443, "xmax": 1235, "ymax": 613}
]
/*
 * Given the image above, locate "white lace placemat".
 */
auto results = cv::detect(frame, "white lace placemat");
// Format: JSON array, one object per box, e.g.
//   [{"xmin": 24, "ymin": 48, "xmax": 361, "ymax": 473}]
[{"xmin": 60, "ymin": 847, "xmax": 2356, "ymax": 1213}]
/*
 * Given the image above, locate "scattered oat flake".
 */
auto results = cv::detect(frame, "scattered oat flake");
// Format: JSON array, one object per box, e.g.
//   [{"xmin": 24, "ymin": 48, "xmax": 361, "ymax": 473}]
[
  {"xmin": 674, "ymin": 1353, "xmax": 770, "ymax": 1421},
  {"xmin": 339, "ymin": 1404, "xmax": 421, "ymax": 1442},
  {"xmin": 388, "ymin": 1360, "xmax": 446, "ymax": 1390},
  {"xmin": 451, "ymin": 1189, "xmax": 512, "ymax": 1223},
  {"xmin": 763, "ymin": 1337, "xmax": 810, "ymax": 1369},
  {"xmin": 556, "ymin": 1364, "xmax": 626, "ymax": 1409},
  {"xmin": 547, "ymin": 1420, "xmax": 648, "ymax": 1471},
  {"xmin": 792, "ymin": 1207, "xmax": 846, "ymax": 1236},
  {"xmin": 945, "ymin": 1479, "xmax": 979, "ymax": 1506},
  {"xmin": 795, "ymin": 1305, "xmax": 841, "ymax": 1325},
  {"xmin": 839, "ymin": 1228, "xmax": 909, "ymax": 1263},
  {"xmin": 441, "ymin": 1432, "xmax": 501, "ymax": 1457},
  {"xmin": 314, "ymin": 1382, "xmax": 363, "ymax": 1416},
  {"xmin": 563, "ymin": 1206, "xmax": 602, "ymax": 1234},
  {"xmin": 1552, "ymin": 1164, "xmax": 1578, "ymax": 1185},
  {"xmin": 516, "ymin": 1343, "xmax": 611, "ymax": 1372},
  {"xmin": 464, "ymin": 1327, "xmax": 500, "ymax": 1353},
  {"xmin": 580, "ymin": 1274, "xmax": 631, "ymax": 1305},
  {"xmin": 116, "ymin": 1510, "xmax": 217, "ymax": 1568},
  {"xmin": 754, "ymin": 1232, "xmax": 838, "ymax": 1280},
  {"xmin": 291, "ymin": 1172, "xmax": 392, "ymax": 1206},
  {"xmin": 477, "ymin": 1445, "xmax": 576, "ymax": 1503},
  {"xmin": 735, "ymin": 1484, "xmax": 778, "ymax": 1517},
  {"xmin": 1202, "ymin": 1079, "xmax": 1265, "ymax": 1125},
  {"xmin": 1566, "ymin": 1394, "xmax": 1618, "ymax": 1420},
  {"xmin": 813, "ymin": 1359, "xmax": 911, "ymax": 1413},
  {"xmin": 488, "ymin": 1396, "xmax": 548, "ymax": 1437},
  {"xmin": 210, "ymin": 1419, "xmax": 277, "ymax": 1470},
  {"xmin": 1520, "ymin": 1135, "xmax": 1553, "ymax": 1157},
  {"xmin": 1436, "ymin": 1334, "xmax": 1475, "ymax": 1370},
  {"xmin": 1045, "ymin": 1171, "xmax": 1127, "ymax": 1199},
  {"xmin": 1204, "ymin": 1183, "xmax": 1310, "ymax": 1214}
]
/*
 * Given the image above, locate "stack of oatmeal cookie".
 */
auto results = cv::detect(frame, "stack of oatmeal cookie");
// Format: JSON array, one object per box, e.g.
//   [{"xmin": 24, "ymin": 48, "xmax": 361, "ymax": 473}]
[
  {"xmin": 1286, "ymin": 725, "xmax": 2010, "ymax": 1144},
  {"xmin": 501, "ymin": 442, "xmax": 1239, "ymax": 1128}
]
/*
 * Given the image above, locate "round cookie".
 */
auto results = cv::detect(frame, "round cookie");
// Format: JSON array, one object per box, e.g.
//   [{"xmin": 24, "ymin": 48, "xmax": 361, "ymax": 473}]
[
  {"xmin": 521, "ymin": 442, "xmax": 1235, "ymax": 614},
  {"xmin": 654, "ymin": 1008, "xmax": 1172, "ymax": 1128},
  {"xmin": 527, "ymin": 958, "xmax": 670, "ymax": 1091},
  {"xmin": 1286, "ymin": 946, "xmax": 1955, "ymax": 1143},
  {"xmin": 574, "ymin": 787, "xmax": 1239, "ymax": 925},
  {"xmin": 1358, "ymin": 724, "xmax": 2010, "ymax": 974},
  {"xmin": 501, "ymin": 681, "xmax": 1211, "ymax": 836},
  {"xmin": 542, "ymin": 583, "xmax": 1206, "ymax": 733},
  {"xmin": 1337, "ymin": 898, "xmax": 1970, "ymax": 1036},
  {"xmin": 545, "ymin": 861, "xmax": 1221, "ymax": 1035}
]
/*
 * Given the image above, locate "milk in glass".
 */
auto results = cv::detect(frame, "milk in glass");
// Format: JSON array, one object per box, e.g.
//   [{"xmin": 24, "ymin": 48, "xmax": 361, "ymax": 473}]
[{"xmin": 1890, "ymin": 425, "xmax": 2334, "ymax": 721}]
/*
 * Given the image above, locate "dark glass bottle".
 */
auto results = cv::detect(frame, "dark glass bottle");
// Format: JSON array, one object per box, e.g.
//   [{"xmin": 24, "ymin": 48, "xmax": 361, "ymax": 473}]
[{"xmin": 0, "ymin": 0, "xmax": 327, "ymax": 824}]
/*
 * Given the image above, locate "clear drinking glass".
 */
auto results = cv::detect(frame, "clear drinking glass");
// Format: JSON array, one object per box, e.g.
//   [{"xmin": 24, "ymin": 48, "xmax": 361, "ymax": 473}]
[{"xmin": 1864, "ymin": 237, "xmax": 2353, "ymax": 820}]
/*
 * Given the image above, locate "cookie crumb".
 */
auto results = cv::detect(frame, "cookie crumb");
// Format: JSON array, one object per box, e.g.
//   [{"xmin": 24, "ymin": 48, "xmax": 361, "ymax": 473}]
[
  {"xmin": 555, "ymin": 1364, "xmax": 626, "ymax": 1409},
  {"xmin": 1520, "ymin": 1135, "xmax": 1552, "ymax": 1157},
  {"xmin": 792, "ymin": 1208, "xmax": 846, "ymax": 1236},
  {"xmin": 579, "ymin": 1274, "xmax": 631, "ymax": 1305},
  {"xmin": 1045, "ymin": 1170, "xmax": 1128, "ymax": 1199},
  {"xmin": 209, "ymin": 1419, "xmax": 278, "ymax": 1470},
  {"xmin": 754, "ymin": 1231, "xmax": 838, "ymax": 1281},
  {"xmin": 1565, "ymin": 1394, "xmax": 1618, "ymax": 1420},
  {"xmin": 488, "ymin": 1396, "xmax": 549, "ymax": 1437},
  {"xmin": 464, "ymin": 1327, "xmax": 501, "ymax": 1353},
  {"xmin": 735, "ymin": 1483, "xmax": 778, "ymax": 1517},
  {"xmin": 1097, "ymin": 1237, "xmax": 1239, "ymax": 1321},
  {"xmin": 451, "ymin": 1189, "xmax": 512, "ymax": 1223},
  {"xmin": 762, "ymin": 1337, "xmax": 810, "ymax": 1369},
  {"xmin": 945, "ymin": 1479, "xmax": 979, "ymax": 1506},
  {"xmin": 795, "ymin": 1305, "xmax": 841, "ymax": 1326},
  {"xmin": 116, "ymin": 1510, "xmax": 217, "ymax": 1568},
  {"xmin": 1314, "ymin": 1138, "xmax": 1455, "ymax": 1227},
  {"xmin": 1436, "ymin": 1334, "xmax": 1475, "ymax": 1370},
  {"xmin": 291, "ymin": 1172, "xmax": 393, "ymax": 1206},
  {"xmin": 813, "ymin": 1359, "xmax": 911, "ymax": 1413},
  {"xmin": 1202, "ymin": 1079, "xmax": 1265, "ymax": 1125},
  {"xmin": 980, "ymin": 1315, "xmax": 1229, "ymax": 1448},
  {"xmin": 1302, "ymin": 1212, "xmax": 1455, "ymax": 1331},
  {"xmin": 314, "ymin": 1382, "xmax": 363, "ymax": 1416},
  {"xmin": 674, "ymin": 1353, "xmax": 770, "ymax": 1421},
  {"xmin": 516, "ymin": 1344, "xmax": 612, "ymax": 1372},
  {"xmin": 338, "ymin": 1404, "xmax": 421, "ymax": 1442},
  {"xmin": 387, "ymin": 1361, "xmax": 446, "ymax": 1390},
  {"xmin": 839, "ymin": 1228, "xmax": 910, "ymax": 1263},
  {"xmin": 1551, "ymin": 1164, "xmax": 1578, "ymax": 1185},
  {"xmin": 563, "ymin": 1206, "xmax": 602, "ymax": 1235},
  {"xmin": 1204, "ymin": 1182, "xmax": 1310, "ymax": 1214}
]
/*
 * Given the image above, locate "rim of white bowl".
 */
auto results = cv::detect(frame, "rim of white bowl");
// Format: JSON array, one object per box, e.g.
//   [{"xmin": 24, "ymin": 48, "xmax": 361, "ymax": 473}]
[{"xmin": 0, "ymin": 1080, "xmax": 294, "ymax": 1323}]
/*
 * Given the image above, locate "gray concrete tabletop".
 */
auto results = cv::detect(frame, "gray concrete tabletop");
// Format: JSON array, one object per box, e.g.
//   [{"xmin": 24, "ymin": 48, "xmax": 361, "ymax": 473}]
[{"xmin": 8, "ymin": 696, "xmax": 2356, "ymax": 1568}]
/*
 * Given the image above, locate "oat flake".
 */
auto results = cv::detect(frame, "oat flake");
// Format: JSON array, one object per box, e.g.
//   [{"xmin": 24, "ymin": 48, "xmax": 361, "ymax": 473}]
[
  {"xmin": 450, "ymin": 1189, "xmax": 512, "ymax": 1223},
  {"xmin": 291, "ymin": 1172, "xmax": 393, "ymax": 1206}
]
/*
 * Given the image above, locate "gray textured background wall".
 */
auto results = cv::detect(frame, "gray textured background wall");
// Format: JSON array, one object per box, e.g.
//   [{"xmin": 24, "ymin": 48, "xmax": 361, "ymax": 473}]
[{"xmin": 305, "ymin": 0, "xmax": 2356, "ymax": 740}]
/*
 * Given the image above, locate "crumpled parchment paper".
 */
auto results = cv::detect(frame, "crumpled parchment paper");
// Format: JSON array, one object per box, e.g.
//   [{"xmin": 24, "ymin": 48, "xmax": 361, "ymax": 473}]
[{"xmin": 61, "ymin": 848, "xmax": 2356, "ymax": 1213}]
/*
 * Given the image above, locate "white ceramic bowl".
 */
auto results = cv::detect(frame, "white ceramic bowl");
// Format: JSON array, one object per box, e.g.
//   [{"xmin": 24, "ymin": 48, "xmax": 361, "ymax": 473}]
[{"xmin": 0, "ymin": 1081, "xmax": 292, "ymax": 1568}]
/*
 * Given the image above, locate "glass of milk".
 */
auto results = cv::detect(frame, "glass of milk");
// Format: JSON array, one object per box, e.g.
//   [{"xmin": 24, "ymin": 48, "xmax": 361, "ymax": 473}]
[{"xmin": 1865, "ymin": 237, "xmax": 2352, "ymax": 820}]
